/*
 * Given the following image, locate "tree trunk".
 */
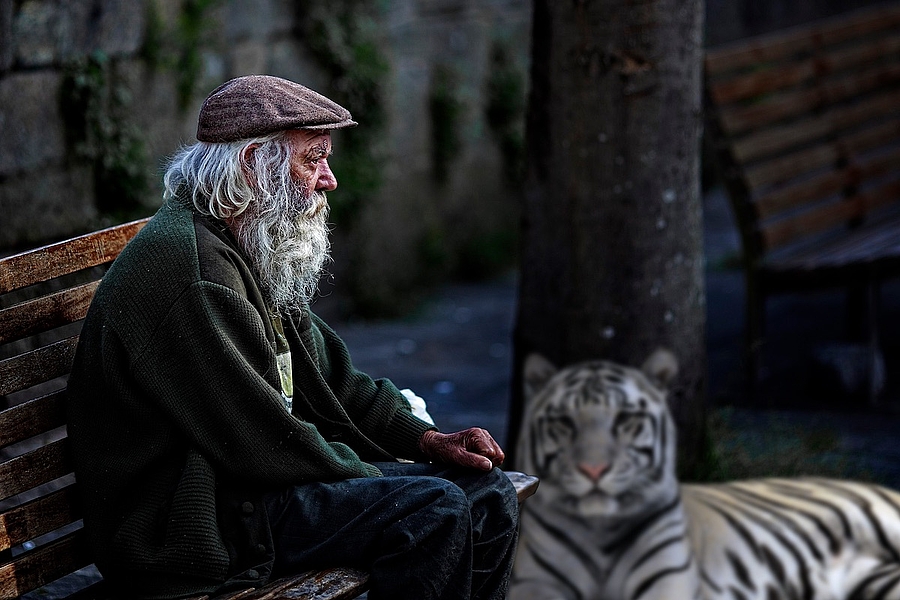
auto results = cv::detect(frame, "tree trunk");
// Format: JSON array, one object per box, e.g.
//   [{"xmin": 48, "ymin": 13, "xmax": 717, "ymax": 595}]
[{"xmin": 509, "ymin": 0, "xmax": 707, "ymax": 475}]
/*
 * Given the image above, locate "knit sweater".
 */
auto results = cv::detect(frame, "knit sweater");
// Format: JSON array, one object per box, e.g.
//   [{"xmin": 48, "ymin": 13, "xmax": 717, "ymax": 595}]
[{"xmin": 66, "ymin": 197, "xmax": 434, "ymax": 598}]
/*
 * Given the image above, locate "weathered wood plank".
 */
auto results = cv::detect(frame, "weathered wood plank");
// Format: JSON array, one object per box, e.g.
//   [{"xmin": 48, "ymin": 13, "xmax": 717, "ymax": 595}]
[
  {"xmin": 718, "ymin": 61, "xmax": 900, "ymax": 136},
  {"xmin": 0, "ymin": 530, "xmax": 90, "ymax": 600},
  {"xmin": 705, "ymin": 4, "xmax": 900, "ymax": 75},
  {"xmin": 761, "ymin": 180, "xmax": 900, "ymax": 250},
  {"xmin": 0, "ymin": 391, "xmax": 66, "ymax": 450},
  {"xmin": 708, "ymin": 30, "xmax": 900, "ymax": 105},
  {"xmin": 767, "ymin": 213, "xmax": 900, "ymax": 272},
  {"xmin": 0, "ymin": 336, "xmax": 78, "ymax": 397},
  {"xmin": 251, "ymin": 569, "xmax": 368, "ymax": 600},
  {"xmin": 507, "ymin": 471, "xmax": 540, "ymax": 503},
  {"xmin": 733, "ymin": 89, "xmax": 900, "ymax": 164},
  {"xmin": 0, "ymin": 219, "xmax": 148, "ymax": 295},
  {"xmin": 745, "ymin": 115, "xmax": 900, "ymax": 189},
  {"xmin": 0, "ymin": 439, "xmax": 71, "ymax": 503},
  {"xmin": 0, "ymin": 486, "xmax": 81, "ymax": 552},
  {"xmin": 755, "ymin": 149, "xmax": 900, "ymax": 219},
  {"xmin": 0, "ymin": 282, "xmax": 98, "ymax": 345}
]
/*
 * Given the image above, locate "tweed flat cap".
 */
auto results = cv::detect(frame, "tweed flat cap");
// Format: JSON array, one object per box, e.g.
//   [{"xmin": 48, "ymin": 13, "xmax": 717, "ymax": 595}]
[{"xmin": 196, "ymin": 75, "xmax": 357, "ymax": 142}]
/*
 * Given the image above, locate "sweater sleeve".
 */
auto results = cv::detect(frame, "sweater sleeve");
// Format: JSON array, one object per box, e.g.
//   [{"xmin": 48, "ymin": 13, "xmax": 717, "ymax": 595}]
[
  {"xmin": 129, "ymin": 279, "xmax": 382, "ymax": 486},
  {"xmin": 306, "ymin": 312, "xmax": 437, "ymax": 461}
]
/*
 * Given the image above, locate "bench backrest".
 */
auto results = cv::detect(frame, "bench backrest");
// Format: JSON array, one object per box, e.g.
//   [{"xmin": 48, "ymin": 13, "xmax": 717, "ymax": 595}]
[
  {"xmin": 705, "ymin": 4, "xmax": 900, "ymax": 263},
  {"xmin": 0, "ymin": 218, "xmax": 149, "ymax": 599}
]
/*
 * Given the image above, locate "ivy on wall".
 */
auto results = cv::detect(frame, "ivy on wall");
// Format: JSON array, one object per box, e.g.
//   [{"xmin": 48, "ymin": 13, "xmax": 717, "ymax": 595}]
[
  {"xmin": 294, "ymin": 1, "xmax": 390, "ymax": 224},
  {"xmin": 60, "ymin": 51, "xmax": 149, "ymax": 216},
  {"xmin": 428, "ymin": 63, "xmax": 465, "ymax": 185},
  {"xmin": 485, "ymin": 40, "xmax": 526, "ymax": 186},
  {"xmin": 58, "ymin": 0, "xmax": 224, "ymax": 217},
  {"xmin": 143, "ymin": 0, "xmax": 223, "ymax": 110},
  {"xmin": 175, "ymin": 0, "xmax": 221, "ymax": 109}
]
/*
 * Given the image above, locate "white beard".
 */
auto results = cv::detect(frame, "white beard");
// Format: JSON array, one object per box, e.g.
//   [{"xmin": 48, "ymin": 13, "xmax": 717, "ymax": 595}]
[{"xmin": 234, "ymin": 184, "xmax": 331, "ymax": 316}]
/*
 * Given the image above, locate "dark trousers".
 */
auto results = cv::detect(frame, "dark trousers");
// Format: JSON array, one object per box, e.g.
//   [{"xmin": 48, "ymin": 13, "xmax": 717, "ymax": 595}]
[{"xmin": 263, "ymin": 462, "xmax": 520, "ymax": 600}]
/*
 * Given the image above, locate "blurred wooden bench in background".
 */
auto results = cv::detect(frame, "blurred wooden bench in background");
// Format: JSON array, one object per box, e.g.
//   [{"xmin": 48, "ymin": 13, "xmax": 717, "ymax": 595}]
[
  {"xmin": 0, "ymin": 219, "xmax": 539, "ymax": 599},
  {"xmin": 704, "ymin": 3, "xmax": 900, "ymax": 399}
]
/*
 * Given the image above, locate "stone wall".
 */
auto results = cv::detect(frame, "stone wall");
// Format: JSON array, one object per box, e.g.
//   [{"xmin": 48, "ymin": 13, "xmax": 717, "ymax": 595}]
[{"xmin": 0, "ymin": 0, "xmax": 531, "ymax": 315}]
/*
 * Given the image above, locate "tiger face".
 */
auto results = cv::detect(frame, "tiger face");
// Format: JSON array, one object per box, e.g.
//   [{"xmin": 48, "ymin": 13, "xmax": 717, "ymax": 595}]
[{"xmin": 517, "ymin": 349, "xmax": 680, "ymax": 521}]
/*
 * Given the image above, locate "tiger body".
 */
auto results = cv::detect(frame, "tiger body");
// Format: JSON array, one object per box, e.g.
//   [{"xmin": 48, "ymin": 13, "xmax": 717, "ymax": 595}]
[{"xmin": 509, "ymin": 351, "xmax": 900, "ymax": 600}]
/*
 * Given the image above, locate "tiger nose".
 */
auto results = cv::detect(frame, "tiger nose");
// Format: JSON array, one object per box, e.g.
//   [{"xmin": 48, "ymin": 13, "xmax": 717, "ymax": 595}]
[{"xmin": 578, "ymin": 462, "xmax": 610, "ymax": 482}]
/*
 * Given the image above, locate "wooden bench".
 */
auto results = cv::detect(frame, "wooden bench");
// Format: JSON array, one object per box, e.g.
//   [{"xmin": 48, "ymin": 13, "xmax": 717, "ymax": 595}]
[
  {"xmin": 0, "ymin": 219, "xmax": 539, "ymax": 600},
  {"xmin": 704, "ymin": 3, "xmax": 900, "ymax": 397}
]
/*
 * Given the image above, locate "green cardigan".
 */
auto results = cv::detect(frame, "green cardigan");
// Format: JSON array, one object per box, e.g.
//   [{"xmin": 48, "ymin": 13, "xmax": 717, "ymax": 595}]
[{"xmin": 66, "ymin": 197, "xmax": 434, "ymax": 598}]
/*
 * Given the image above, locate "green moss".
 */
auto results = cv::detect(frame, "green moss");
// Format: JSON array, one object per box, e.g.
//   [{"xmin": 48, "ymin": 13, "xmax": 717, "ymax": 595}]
[
  {"xmin": 484, "ymin": 40, "xmax": 526, "ymax": 185},
  {"xmin": 141, "ymin": 0, "xmax": 165, "ymax": 70},
  {"xmin": 429, "ymin": 63, "xmax": 465, "ymax": 185},
  {"xmin": 60, "ymin": 51, "xmax": 149, "ymax": 216},
  {"xmin": 176, "ymin": 0, "xmax": 221, "ymax": 109},
  {"xmin": 140, "ymin": 0, "xmax": 222, "ymax": 110}
]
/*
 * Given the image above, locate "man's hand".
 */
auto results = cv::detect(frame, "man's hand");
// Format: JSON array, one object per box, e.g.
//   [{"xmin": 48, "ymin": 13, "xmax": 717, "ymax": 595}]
[{"xmin": 418, "ymin": 428, "xmax": 505, "ymax": 471}]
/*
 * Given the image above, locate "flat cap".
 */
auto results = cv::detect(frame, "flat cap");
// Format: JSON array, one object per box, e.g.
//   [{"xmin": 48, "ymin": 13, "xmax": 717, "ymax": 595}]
[{"xmin": 196, "ymin": 75, "xmax": 357, "ymax": 142}]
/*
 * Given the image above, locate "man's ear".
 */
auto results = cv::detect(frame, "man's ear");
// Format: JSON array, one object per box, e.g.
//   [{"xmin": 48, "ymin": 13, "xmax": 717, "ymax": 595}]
[{"xmin": 239, "ymin": 143, "xmax": 260, "ymax": 187}]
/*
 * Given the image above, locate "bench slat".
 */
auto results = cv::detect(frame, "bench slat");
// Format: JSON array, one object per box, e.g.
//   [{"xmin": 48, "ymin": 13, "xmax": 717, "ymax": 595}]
[
  {"xmin": 249, "ymin": 569, "xmax": 368, "ymax": 600},
  {"xmin": 507, "ymin": 470, "xmax": 540, "ymax": 503},
  {"xmin": 770, "ymin": 214, "xmax": 900, "ymax": 272},
  {"xmin": 705, "ymin": 4, "xmax": 900, "ymax": 75},
  {"xmin": 708, "ymin": 30, "xmax": 900, "ymax": 105},
  {"xmin": 708, "ymin": 60, "xmax": 814, "ymax": 105},
  {"xmin": 761, "ymin": 180, "xmax": 900, "ymax": 250},
  {"xmin": 733, "ymin": 88, "xmax": 900, "ymax": 164},
  {"xmin": 0, "ymin": 486, "xmax": 81, "ymax": 553},
  {"xmin": 0, "ymin": 336, "xmax": 78, "ymax": 397},
  {"xmin": 0, "ymin": 530, "xmax": 91, "ymax": 600},
  {"xmin": 0, "ymin": 219, "xmax": 148, "ymax": 296},
  {"xmin": 786, "ymin": 234, "xmax": 900, "ymax": 272},
  {"xmin": 744, "ymin": 115, "xmax": 900, "ymax": 189},
  {"xmin": 0, "ymin": 439, "xmax": 71, "ymax": 503},
  {"xmin": 0, "ymin": 391, "xmax": 66, "ymax": 451},
  {"xmin": 718, "ymin": 61, "xmax": 900, "ymax": 136},
  {"xmin": 755, "ymin": 148, "xmax": 900, "ymax": 219},
  {"xmin": 0, "ymin": 281, "xmax": 98, "ymax": 346}
]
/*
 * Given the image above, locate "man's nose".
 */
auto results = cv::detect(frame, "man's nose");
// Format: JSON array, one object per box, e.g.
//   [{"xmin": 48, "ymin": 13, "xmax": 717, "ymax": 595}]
[{"xmin": 316, "ymin": 160, "xmax": 338, "ymax": 191}]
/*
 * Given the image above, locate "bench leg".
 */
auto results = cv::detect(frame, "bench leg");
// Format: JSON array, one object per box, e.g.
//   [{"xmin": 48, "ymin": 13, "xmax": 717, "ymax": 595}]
[
  {"xmin": 745, "ymin": 269, "xmax": 765, "ymax": 401},
  {"xmin": 866, "ymin": 277, "xmax": 883, "ymax": 406}
]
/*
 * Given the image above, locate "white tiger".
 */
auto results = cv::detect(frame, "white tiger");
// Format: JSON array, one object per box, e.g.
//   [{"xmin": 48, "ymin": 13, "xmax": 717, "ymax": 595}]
[{"xmin": 509, "ymin": 348, "xmax": 900, "ymax": 600}]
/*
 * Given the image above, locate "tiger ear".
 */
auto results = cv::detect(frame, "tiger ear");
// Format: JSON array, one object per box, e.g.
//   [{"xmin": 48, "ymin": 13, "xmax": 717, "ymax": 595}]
[
  {"xmin": 641, "ymin": 347, "xmax": 679, "ymax": 387},
  {"xmin": 523, "ymin": 353, "xmax": 558, "ymax": 400}
]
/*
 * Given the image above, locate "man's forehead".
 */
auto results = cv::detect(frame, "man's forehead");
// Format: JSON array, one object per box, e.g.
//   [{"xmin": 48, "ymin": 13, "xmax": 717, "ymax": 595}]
[{"xmin": 286, "ymin": 129, "xmax": 332, "ymax": 149}]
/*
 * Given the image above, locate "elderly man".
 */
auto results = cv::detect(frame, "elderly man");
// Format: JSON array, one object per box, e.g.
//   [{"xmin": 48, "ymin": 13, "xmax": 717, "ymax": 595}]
[{"xmin": 66, "ymin": 75, "xmax": 519, "ymax": 600}]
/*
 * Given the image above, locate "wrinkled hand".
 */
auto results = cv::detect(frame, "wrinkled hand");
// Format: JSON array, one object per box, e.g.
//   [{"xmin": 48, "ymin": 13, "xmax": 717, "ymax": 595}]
[{"xmin": 419, "ymin": 428, "xmax": 505, "ymax": 471}]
